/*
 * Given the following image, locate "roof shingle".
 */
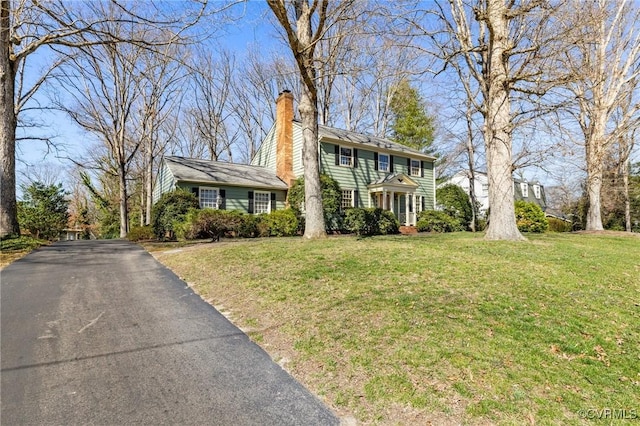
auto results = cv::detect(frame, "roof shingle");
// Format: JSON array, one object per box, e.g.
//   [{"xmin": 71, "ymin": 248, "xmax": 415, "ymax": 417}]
[{"xmin": 164, "ymin": 156, "xmax": 288, "ymax": 190}]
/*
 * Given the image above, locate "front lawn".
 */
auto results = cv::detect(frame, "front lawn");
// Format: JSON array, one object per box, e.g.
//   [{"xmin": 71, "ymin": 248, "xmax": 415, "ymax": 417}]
[
  {"xmin": 0, "ymin": 235, "xmax": 48, "ymax": 269},
  {"xmin": 150, "ymin": 233, "xmax": 640, "ymax": 424}
]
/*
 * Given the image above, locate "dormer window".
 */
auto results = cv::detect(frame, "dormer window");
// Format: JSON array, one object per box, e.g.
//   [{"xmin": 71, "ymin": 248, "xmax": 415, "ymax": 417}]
[
  {"xmin": 521, "ymin": 182, "xmax": 529, "ymax": 198},
  {"xmin": 533, "ymin": 184, "xmax": 541, "ymax": 199}
]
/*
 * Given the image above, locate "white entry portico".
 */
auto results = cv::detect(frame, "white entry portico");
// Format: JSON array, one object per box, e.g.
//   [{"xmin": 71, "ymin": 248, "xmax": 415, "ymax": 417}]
[{"xmin": 367, "ymin": 173, "xmax": 424, "ymax": 226}]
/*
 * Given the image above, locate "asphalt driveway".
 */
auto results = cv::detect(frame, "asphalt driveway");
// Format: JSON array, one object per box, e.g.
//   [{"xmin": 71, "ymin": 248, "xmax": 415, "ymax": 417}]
[{"xmin": 1, "ymin": 240, "xmax": 338, "ymax": 425}]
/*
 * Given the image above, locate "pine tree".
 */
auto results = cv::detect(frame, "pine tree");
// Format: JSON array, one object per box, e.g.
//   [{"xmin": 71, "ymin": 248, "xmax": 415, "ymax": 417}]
[
  {"xmin": 18, "ymin": 182, "xmax": 69, "ymax": 240},
  {"xmin": 389, "ymin": 80, "xmax": 436, "ymax": 153}
]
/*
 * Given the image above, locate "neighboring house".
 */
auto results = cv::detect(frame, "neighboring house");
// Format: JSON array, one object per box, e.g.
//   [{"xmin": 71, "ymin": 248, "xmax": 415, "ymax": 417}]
[
  {"xmin": 154, "ymin": 90, "xmax": 437, "ymax": 226},
  {"xmin": 443, "ymin": 170, "xmax": 547, "ymax": 215}
]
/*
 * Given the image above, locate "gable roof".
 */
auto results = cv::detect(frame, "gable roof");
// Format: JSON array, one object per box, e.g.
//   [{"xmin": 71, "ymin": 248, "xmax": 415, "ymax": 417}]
[
  {"xmin": 164, "ymin": 156, "xmax": 288, "ymax": 190},
  {"xmin": 369, "ymin": 172, "xmax": 419, "ymax": 187},
  {"xmin": 294, "ymin": 120, "xmax": 436, "ymax": 161}
]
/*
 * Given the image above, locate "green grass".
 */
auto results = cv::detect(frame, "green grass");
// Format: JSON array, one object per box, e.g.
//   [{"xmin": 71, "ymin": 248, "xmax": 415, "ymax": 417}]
[
  {"xmin": 0, "ymin": 235, "xmax": 48, "ymax": 268},
  {"xmin": 151, "ymin": 233, "xmax": 640, "ymax": 424}
]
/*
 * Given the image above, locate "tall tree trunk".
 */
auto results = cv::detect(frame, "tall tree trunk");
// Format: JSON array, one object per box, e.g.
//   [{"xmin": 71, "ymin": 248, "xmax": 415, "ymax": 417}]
[
  {"xmin": 267, "ymin": 0, "xmax": 329, "ymax": 239},
  {"xmin": 585, "ymin": 114, "xmax": 607, "ymax": 231},
  {"xmin": 118, "ymin": 163, "xmax": 128, "ymax": 238},
  {"xmin": 0, "ymin": 0, "xmax": 20, "ymax": 238},
  {"xmin": 483, "ymin": 0, "xmax": 524, "ymax": 241},
  {"xmin": 465, "ymin": 103, "xmax": 477, "ymax": 232},
  {"xmin": 622, "ymin": 158, "xmax": 631, "ymax": 232},
  {"xmin": 299, "ymin": 84, "xmax": 325, "ymax": 239},
  {"xmin": 145, "ymin": 141, "xmax": 153, "ymax": 226}
]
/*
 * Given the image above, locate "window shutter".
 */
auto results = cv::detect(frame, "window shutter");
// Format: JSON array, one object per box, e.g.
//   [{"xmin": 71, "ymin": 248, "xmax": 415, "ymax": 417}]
[
  {"xmin": 407, "ymin": 158, "xmax": 411, "ymax": 168},
  {"xmin": 353, "ymin": 190, "xmax": 359, "ymax": 208},
  {"xmin": 248, "ymin": 191, "xmax": 254, "ymax": 214},
  {"xmin": 353, "ymin": 149, "xmax": 358, "ymax": 168},
  {"xmin": 219, "ymin": 189, "xmax": 226, "ymax": 210},
  {"xmin": 374, "ymin": 152, "xmax": 379, "ymax": 170},
  {"xmin": 390, "ymin": 155, "xmax": 394, "ymax": 172},
  {"xmin": 334, "ymin": 144, "xmax": 340, "ymax": 165},
  {"xmin": 421, "ymin": 196, "xmax": 425, "ymax": 211},
  {"xmin": 270, "ymin": 192, "xmax": 277, "ymax": 211},
  {"xmin": 421, "ymin": 161, "xmax": 425, "ymax": 178},
  {"xmin": 191, "ymin": 187, "xmax": 199, "ymax": 197}
]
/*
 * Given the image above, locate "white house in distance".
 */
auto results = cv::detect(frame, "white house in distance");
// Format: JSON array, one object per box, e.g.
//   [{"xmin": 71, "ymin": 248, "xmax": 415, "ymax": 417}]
[{"xmin": 443, "ymin": 170, "xmax": 547, "ymax": 215}]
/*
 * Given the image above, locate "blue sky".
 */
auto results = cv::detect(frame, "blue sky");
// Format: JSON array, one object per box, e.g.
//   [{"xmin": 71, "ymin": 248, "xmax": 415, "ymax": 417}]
[{"xmin": 16, "ymin": 1, "xmax": 280, "ymax": 189}]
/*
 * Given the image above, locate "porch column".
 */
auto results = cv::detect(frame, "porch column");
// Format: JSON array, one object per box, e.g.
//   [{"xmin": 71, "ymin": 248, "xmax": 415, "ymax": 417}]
[
  {"xmin": 368, "ymin": 190, "xmax": 372, "ymax": 208},
  {"xmin": 412, "ymin": 193, "xmax": 417, "ymax": 225},
  {"xmin": 382, "ymin": 190, "xmax": 387, "ymax": 209},
  {"xmin": 390, "ymin": 191, "xmax": 395, "ymax": 214},
  {"xmin": 405, "ymin": 193, "xmax": 410, "ymax": 226}
]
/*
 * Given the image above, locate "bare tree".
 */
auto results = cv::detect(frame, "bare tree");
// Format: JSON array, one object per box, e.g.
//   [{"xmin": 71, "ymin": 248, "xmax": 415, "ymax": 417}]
[
  {"xmin": 557, "ymin": 0, "xmax": 640, "ymax": 230},
  {"xmin": 0, "ymin": 0, "xmax": 207, "ymax": 238},
  {"xmin": 54, "ymin": 21, "xmax": 147, "ymax": 237},
  {"xmin": 267, "ymin": 0, "xmax": 358, "ymax": 239},
  {"xmin": 416, "ymin": 0, "xmax": 562, "ymax": 240},
  {"xmin": 228, "ymin": 50, "xmax": 297, "ymax": 163},
  {"xmin": 134, "ymin": 43, "xmax": 186, "ymax": 225},
  {"xmin": 186, "ymin": 48, "xmax": 238, "ymax": 162}
]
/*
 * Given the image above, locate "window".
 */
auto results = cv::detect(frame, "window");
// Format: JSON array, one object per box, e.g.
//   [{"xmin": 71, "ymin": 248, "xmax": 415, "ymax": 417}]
[
  {"xmin": 533, "ymin": 184, "xmax": 541, "ymax": 199},
  {"xmin": 378, "ymin": 153, "xmax": 390, "ymax": 172},
  {"xmin": 410, "ymin": 159, "xmax": 421, "ymax": 177},
  {"xmin": 341, "ymin": 190, "xmax": 354, "ymax": 209},
  {"xmin": 521, "ymin": 182, "xmax": 529, "ymax": 198},
  {"xmin": 481, "ymin": 183, "xmax": 489, "ymax": 196},
  {"xmin": 200, "ymin": 188, "xmax": 219, "ymax": 209},
  {"xmin": 340, "ymin": 146, "xmax": 353, "ymax": 167},
  {"xmin": 254, "ymin": 191, "xmax": 271, "ymax": 214}
]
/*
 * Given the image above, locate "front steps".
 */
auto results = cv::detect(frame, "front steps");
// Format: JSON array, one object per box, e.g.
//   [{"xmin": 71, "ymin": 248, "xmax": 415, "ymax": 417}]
[{"xmin": 399, "ymin": 226, "xmax": 418, "ymax": 235}]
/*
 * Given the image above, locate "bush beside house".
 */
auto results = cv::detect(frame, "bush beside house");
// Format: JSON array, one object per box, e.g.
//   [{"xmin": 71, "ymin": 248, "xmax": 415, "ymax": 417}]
[
  {"xmin": 436, "ymin": 184, "xmax": 473, "ymax": 230},
  {"xmin": 416, "ymin": 210, "xmax": 465, "ymax": 233},
  {"xmin": 343, "ymin": 208, "xmax": 399, "ymax": 236},
  {"xmin": 515, "ymin": 200, "xmax": 549, "ymax": 233},
  {"xmin": 151, "ymin": 190, "xmax": 200, "ymax": 240}
]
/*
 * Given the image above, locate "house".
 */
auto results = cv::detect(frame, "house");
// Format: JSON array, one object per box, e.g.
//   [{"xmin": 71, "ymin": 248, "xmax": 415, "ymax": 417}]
[
  {"xmin": 154, "ymin": 91, "xmax": 437, "ymax": 226},
  {"xmin": 443, "ymin": 171, "xmax": 547, "ymax": 214}
]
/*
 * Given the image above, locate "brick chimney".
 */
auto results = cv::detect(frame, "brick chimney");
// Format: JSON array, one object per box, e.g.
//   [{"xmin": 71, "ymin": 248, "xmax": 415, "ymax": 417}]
[{"xmin": 275, "ymin": 90, "xmax": 295, "ymax": 186}]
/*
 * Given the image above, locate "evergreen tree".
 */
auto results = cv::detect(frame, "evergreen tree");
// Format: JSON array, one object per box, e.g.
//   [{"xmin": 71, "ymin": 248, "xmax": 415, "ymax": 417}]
[
  {"xmin": 18, "ymin": 182, "xmax": 69, "ymax": 240},
  {"xmin": 389, "ymin": 80, "xmax": 436, "ymax": 153}
]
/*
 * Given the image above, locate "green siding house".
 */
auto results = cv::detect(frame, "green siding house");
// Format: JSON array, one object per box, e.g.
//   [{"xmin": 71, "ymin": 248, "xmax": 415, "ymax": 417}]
[
  {"xmin": 154, "ymin": 91, "xmax": 437, "ymax": 226},
  {"xmin": 252, "ymin": 91, "xmax": 436, "ymax": 226},
  {"xmin": 153, "ymin": 157, "xmax": 288, "ymax": 214}
]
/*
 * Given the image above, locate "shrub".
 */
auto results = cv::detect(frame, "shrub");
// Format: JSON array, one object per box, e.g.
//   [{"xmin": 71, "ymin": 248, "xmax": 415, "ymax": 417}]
[
  {"xmin": 237, "ymin": 214, "xmax": 261, "ymax": 238},
  {"xmin": 515, "ymin": 201, "xmax": 549, "ymax": 233},
  {"xmin": 343, "ymin": 208, "xmax": 400, "ymax": 236},
  {"xmin": 288, "ymin": 174, "xmax": 342, "ymax": 232},
  {"xmin": 436, "ymin": 184, "xmax": 473, "ymax": 230},
  {"xmin": 127, "ymin": 226, "xmax": 155, "ymax": 241},
  {"xmin": 344, "ymin": 208, "xmax": 371, "ymax": 236},
  {"xmin": 547, "ymin": 217, "xmax": 572, "ymax": 232},
  {"xmin": 262, "ymin": 209, "xmax": 299, "ymax": 237},
  {"xmin": 416, "ymin": 210, "xmax": 464, "ymax": 233},
  {"xmin": 151, "ymin": 190, "xmax": 200, "ymax": 240},
  {"xmin": 18, "ymin": 181, "xmax": 69, "ymax": 241},
  {"xmin": 183, "ymin": 209, "xmax": 244, "ymax": 241}
]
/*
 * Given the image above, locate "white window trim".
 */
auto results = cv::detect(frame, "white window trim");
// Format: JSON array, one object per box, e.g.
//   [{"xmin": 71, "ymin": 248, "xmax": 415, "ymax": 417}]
[
  {"xmin": 340, "ymin": 146, "xmax": 354, "ymax": 168},
  {"xmin": 410, "ymin": 159, "xmax": 421, "ymax": 177},
  {"xmin": 521, "ymin": 182, "xmax": 529, "ymax": 198},
  {"xmin": 199, "ymin": 187, "xmax": 220, "ymax": 209},
  {"xmin": 378, "ymin": 153, "xmax": 390, "ymax": 172},
  {"xmin": 254, "ymin": 190, "xmax": 271, "ymax": 215},
  {"xmin": 533, "ymin": 184, "xmax": 541, "ymax": 199},
  {"xmin": 341, "ymin": 189, "xmax": 355, "ymax": 210}
]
